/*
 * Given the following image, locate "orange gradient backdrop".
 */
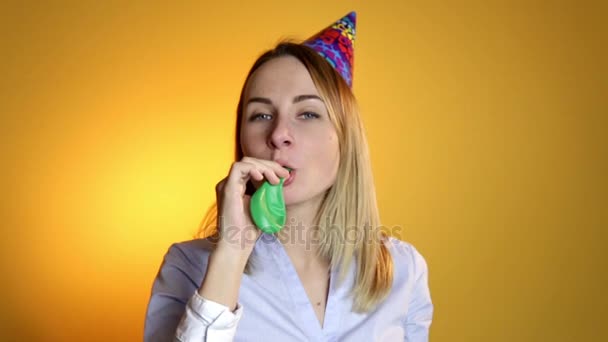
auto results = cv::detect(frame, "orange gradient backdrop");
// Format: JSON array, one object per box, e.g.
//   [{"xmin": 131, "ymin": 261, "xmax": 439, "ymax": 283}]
[{"xmin": 1, "ymin": 1, "xmax": 606, "ymax": 341}]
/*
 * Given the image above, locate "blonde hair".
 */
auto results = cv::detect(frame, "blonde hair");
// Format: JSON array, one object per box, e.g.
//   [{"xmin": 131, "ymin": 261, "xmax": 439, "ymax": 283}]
[{"xmin": 195, "ymin": 41, "xmax": 393, "ymax": 313}]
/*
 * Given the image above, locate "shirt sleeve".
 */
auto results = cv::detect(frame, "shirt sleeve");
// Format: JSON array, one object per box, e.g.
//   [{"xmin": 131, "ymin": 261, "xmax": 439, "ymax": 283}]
[
  {"xmin": 404, "ymin": 245, "xmax": 434, "ymax": 342},
  {"xmin": 144, "ymin": 242, "xmax": 244, "ymax": 342},
  {"xmin": 175, "ymin": 291, "xmax": 243, "ymax": 341}
]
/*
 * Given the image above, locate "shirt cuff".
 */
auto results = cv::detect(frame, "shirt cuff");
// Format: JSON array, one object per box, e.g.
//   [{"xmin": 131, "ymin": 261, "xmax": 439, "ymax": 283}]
[{"xmin": 175, "ymin": 291, "xmax": 244, "ymax": 341}]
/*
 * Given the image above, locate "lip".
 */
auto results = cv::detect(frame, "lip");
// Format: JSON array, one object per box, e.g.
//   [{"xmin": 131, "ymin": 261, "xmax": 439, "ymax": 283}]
[
  {"xmin": 273, "ymin": 159, "xmax": 295, "ymax": 186},
  {"xmin": 273, "ymin": 158, "xmax": 295, "ymax": 169},
  {"xmin": 283, "ymin": 169, "xmax": 295, "ymax": 187}
]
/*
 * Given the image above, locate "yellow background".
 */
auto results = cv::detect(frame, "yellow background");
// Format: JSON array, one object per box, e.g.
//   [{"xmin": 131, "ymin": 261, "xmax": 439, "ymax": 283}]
[{"xmin": 1, "ymin": 1, "xmax": 606, "ymax": 341}]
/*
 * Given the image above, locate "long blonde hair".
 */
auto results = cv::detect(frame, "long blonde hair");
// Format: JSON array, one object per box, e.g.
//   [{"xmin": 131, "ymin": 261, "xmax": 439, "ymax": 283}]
[{"xmin": 195, "ymin": 41, "xmax": 393, "ymax": 313}]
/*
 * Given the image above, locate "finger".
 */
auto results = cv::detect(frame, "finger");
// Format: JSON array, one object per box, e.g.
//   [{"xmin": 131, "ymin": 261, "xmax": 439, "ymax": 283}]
[
  {"xmin": 275, "ymin": 164, "xmax": 291, "ymax": 178},
  {"xmin": 249, "ymin": 168, "xmax": 264, "ymax": 182},
  {"xmin": 249, "ymin": 161, "xmax": 283, "ymax": 185},
  {"xmin": 253, "ymin": 159, "xmax": 290, "ymax": 178},
  {"xmin": 227, "ymin": 161, "xmax": 256, "ymax": 187},
  {"xmin": 229, "ymin": 159, "xmax": 288, "ymax": 189},
  {"xmin": 234, "ymin": 161, "xmax": 256, "ymax": 179},
  {"xmin": 261, "ymin": 168, "xmax": 282, "ymax": 185}
]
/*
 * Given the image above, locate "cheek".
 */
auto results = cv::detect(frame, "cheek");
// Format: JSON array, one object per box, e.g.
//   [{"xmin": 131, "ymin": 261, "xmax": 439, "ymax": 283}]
[
  {"xmin": 312, "ymin": 131, "xmax": 340, "ymax": 174},
  {"xmin": 327, "ymin": 134, "xmax": 340, "ymax": 174},
  {"xmin": 240, "ymin": 127, "xmax": 266, "ymax": 156}
]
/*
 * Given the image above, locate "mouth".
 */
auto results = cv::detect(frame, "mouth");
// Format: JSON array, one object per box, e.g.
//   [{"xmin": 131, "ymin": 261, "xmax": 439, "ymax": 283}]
[
  {"xmin": 283, "ymin": 169, "xmax": 295, "ymax": 187},
  {"xmin": 273, "ymin": 159, "xmax": 295, "ymax": 186}
]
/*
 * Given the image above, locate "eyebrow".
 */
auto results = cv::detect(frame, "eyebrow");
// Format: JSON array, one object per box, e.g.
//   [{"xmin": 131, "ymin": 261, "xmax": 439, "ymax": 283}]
[{"xmin": 246, "ymin": 94, "xmax": 324, "ymax": 106}]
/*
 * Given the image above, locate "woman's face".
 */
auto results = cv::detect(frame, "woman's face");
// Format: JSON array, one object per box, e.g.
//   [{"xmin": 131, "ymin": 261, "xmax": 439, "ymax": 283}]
[{"xmin": 240, "ymin": 55, "xmax": 340, "ymax": 207}]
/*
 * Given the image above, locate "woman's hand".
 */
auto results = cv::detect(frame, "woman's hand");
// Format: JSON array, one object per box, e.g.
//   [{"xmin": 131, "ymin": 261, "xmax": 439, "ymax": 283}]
[
  {"xmin": 199, "ymin": 158, "xmax": 288, "ymax": 310},
  {"xmin": 214, "ymin": 157, "xmax": 290, "ymax": 256}
]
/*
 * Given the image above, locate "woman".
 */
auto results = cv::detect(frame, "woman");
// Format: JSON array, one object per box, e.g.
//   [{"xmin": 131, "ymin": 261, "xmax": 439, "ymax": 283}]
[{"xmin": 144, "ymin": 12, "xmax": 433, "ymax": 341}]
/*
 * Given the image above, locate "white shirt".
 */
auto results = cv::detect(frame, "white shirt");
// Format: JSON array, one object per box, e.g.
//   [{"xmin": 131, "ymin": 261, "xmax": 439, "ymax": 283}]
[{"xmin": 144, "ymin": 234, "xmax": 433, "ymax": 341}]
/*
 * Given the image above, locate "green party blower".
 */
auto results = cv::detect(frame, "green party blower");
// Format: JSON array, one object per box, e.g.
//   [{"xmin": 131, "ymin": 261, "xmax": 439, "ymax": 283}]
[{"xmin": 249, "ymin": 170, "xmax": 289, "ymax": 234}]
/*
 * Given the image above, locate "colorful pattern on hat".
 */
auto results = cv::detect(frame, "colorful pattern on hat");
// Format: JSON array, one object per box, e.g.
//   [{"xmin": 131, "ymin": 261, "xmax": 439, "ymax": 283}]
[{"xmin": 303, "ymin": 11, "xmax": 356, "ymax": 88}]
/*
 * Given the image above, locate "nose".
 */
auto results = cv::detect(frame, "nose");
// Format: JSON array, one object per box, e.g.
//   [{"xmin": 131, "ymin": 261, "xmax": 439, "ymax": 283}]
[{"xmin": 268, "ymin": 115, "xmax": 293, "ymax": 149}]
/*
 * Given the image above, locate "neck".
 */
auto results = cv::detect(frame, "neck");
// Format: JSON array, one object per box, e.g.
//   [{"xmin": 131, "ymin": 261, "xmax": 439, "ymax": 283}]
[{"xmin": 277, "ymin": 193, "xmax": 329, "ymax": 270}]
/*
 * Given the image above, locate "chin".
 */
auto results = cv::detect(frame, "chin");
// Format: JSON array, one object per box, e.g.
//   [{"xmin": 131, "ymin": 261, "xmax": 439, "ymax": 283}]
[
  {"xmin": 282, "ymin": 192, "xmax": 299, "ymax": 207},
  {"xmin": 283, "ymin": 187, "xmax": 329, "ymax": 208},
  {"xmin": 283, "ymin": 189, "xmax": 305, "ymax": 207}
]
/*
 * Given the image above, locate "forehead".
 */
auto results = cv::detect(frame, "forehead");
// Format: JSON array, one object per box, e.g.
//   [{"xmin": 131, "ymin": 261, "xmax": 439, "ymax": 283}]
[{"xmin": 244, "ymin": 56, "xmax": 319, "ymax": 99}]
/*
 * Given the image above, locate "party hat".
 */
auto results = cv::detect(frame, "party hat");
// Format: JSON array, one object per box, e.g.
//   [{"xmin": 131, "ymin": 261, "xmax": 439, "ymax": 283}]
[{"xmin": 303, "ymin": 11, "xmax": 356, "ymax": 87}]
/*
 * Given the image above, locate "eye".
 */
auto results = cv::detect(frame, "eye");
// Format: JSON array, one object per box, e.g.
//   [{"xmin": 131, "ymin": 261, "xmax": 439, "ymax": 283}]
[
  {"xmin": 299, "ymin": 112, "xmax": 320, "ymax": 120},
  {"xmin": 249, "ymin": 113, "xmax": 273, "ymax": 122}
]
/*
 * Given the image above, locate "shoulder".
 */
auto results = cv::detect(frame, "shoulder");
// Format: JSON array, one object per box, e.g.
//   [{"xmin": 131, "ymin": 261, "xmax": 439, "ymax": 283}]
[
  {"xmin": 147, "ymin": 238, "xmax": 219, "ymax": 300},
  {"xmin": 383, "ymin": 236, "xmax": 430, "ymax": 281},
  {"xmin": 162, "ymin": 237, "xmax": 218, "ymax": 270},
  {"xmin": 382, "ymin": 238, "xmax": 434, "ymax": 331},
  {"xmin": 152, "ymin": 237, "xmax": 219, "ymax": 288}
]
